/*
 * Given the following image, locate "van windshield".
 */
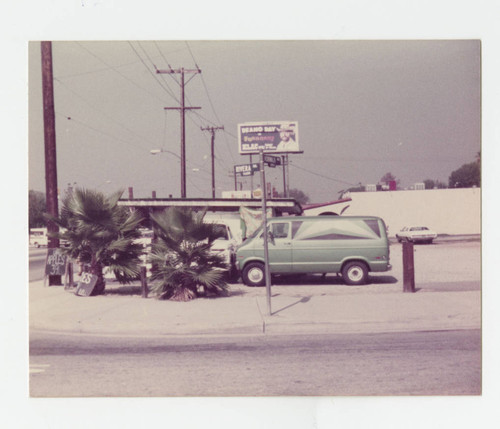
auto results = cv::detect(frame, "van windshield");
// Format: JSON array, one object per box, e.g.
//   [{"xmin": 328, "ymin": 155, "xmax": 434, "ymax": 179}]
[
  {"xmin": 246, "ymin": 226, "xmax": 263, "ymax": 241},
  {"xmin": 212, "ymin": 224, "xmax": 229, "ymax": 240}
]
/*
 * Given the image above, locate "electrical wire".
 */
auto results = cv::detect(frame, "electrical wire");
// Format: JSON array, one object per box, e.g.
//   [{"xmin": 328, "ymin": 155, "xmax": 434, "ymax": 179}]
[
  {"xmin": 128, "ymin": 41, "xmax": 179, "ymax": 102},
  {"xmin": 54, "ymin": 78, "xmax": 160, "ymax": 149},
  {"xmin": 75, "ymin": 41, "xmax": 170, "ymax": 105},
  {"xmin": 290, "ymin": 163, "xmax": 357, "ymax": 186},
  {"xmin": 153, "ymin": 41, "xmax": 175, "ymax": 72},
  {"xmin": 55, "ymin": 112, "xmax": 144, "ymax": 152},
  {"xmin": 185, "ymin": 42, "xmax": 236, "ymax": 164}
]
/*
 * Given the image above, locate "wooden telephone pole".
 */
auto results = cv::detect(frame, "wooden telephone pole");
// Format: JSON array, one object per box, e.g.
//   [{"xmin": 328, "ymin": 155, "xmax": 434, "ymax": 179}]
[
  {"xmin": 201, "ymin": 126, "xmax": 224, "ymax": 198},
  {"xmin": 41, "ymin": 41, "xmax": 61, "ymax": 286},
  {"xmin": 157, "ymin": 67, "xmax": 201, "ymax": 198}
]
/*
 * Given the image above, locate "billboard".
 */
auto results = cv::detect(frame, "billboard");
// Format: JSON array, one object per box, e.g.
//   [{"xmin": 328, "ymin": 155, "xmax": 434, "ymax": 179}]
[{"xmin": 238, "ymin": 121, "xmax": 300, "ymax": 154}]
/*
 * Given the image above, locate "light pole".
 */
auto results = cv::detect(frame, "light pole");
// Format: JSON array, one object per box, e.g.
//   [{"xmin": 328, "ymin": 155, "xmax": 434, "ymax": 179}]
[{"xmin": 151, "ymin": 149, "xmax": 182, "ymax": 197}]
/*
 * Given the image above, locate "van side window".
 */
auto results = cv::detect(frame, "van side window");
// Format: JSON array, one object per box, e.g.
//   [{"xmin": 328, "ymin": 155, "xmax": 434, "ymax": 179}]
[
  {"xmin": 271, "ymin": 223, "xmax": 289, "ymax": 239},
  {"xmin": 291, "ymin": 221, "xmax": 303, "ymax": 239}
]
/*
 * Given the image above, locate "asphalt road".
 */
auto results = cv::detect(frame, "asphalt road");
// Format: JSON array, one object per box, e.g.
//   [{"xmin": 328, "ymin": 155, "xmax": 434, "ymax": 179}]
[
  {"xmin": 29, "ymin": 248, "xmax": 47, "ymax": 282},
  {"xmin": 29, "ymin": 329, "xmax": 481, "ymax": 397}
]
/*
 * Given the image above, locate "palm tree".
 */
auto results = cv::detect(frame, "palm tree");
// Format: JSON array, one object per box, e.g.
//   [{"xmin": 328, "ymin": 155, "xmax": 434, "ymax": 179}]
[
  {"xmin": 47, "ymin": 188, "xmax": 145, "ymax": 295},
  {"xmin": 149, "ymin": 207, "xmax": 229, "ymax": 301}
]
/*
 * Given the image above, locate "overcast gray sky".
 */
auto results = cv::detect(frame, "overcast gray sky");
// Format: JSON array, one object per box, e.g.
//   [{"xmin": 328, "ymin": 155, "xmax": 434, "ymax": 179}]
[{"xmin": 29, "ymin": 40, "xmax": 480, "ymax": 202}]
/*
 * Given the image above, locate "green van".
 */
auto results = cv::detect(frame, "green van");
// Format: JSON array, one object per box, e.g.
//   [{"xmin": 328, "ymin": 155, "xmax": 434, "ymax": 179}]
[{"xmin": 236, "ymin": 216, "xmax": 391, "ymax": 286}]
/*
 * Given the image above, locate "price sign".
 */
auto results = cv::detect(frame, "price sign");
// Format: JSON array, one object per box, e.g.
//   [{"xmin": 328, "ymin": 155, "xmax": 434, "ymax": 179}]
[
  {"xmin": 45, "ymin": 248, "xmax": 67, "ymax": 276},
  {"xmin": 75, "ymin": 272, "xmax": 99, "ymax": 297}
]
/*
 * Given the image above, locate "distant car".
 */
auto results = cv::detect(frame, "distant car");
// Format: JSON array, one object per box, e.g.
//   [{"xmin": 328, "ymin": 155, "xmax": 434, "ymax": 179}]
[
  {"xmin": 396, "ymin": 226, "xmax": 437, "ymax": 244},
  {"xmin": 29, "ymin": 228, "xmax": 48, "ymax": 248}
]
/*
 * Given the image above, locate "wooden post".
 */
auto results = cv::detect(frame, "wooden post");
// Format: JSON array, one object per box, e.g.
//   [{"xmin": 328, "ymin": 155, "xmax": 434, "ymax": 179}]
[
  {"xmin": 41, "ymin": 41, "xmax": 62, "ymax": 286},
  {"xmin": 140, "ymin": 266, "xmax": 148, "ymax": 298},
  {"xmin": 65, "ymin": 260, "xmax": 74, "ymax": 289},
  {"xmin": 402, "ymin": 241, "xmax": 415, "ymax": 292}
]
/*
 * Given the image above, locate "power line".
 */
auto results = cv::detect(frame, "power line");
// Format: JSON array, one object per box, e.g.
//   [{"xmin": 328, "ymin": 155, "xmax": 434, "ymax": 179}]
[
  {"xmin": 127, "ymin": 41, "xmax": 179, "ymax": 102},
  {"xmin": 75, "ymin": 41, "xmax": 170, "ymax": 105},
  {"xmin": 55, "ymin": 112, "xmax": 145, "ymax": 152},
  {"xmin": 185, "ymin": 42, "xmax": 236, "ymax": 163},
  {"xmin": 154, "ymin": 41, "xmax": 175, "ymax": 71},
  {"xmin": 290, "ymin": 163, "xmax": 357, "ymax": 186},
  {"xmin": 54, "ymin": 78, "xmax": 160, "ymax": 149}
]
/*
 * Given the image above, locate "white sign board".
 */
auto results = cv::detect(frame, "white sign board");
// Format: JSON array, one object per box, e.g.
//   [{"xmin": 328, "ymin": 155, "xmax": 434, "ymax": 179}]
[{"xmin": 221, "ymin": 190, "xmax": 252, "ymax": 199}]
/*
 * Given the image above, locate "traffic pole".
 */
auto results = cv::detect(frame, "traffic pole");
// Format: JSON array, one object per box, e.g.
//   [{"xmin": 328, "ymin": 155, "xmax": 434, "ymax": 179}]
[{"xmin": 259, "ymin": 150, "xmax": 272, "ymax": 316}]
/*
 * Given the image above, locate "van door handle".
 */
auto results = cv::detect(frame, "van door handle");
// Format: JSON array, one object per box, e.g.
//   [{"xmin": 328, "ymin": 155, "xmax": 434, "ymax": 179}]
[{"xmin": 283, "ymin": 242, "xmax": 292, "ymax": 246}]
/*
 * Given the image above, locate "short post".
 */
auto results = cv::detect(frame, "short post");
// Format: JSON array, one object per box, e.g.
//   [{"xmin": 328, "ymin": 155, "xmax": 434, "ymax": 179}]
[
  {"xmin": 140, "ymin": 266, "xmax": 148, "ymax": 298},
  {"xmin": 402, "ymin": 241, "xmax": 415, "ymax": 293},
  {"xmin": 66, "ymin": 260, "xmax": 74, "ymax": 288}
]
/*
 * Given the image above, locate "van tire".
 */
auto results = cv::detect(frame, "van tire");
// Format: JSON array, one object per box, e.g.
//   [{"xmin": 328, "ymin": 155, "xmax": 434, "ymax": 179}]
[
  {"xmin": 342, "ymin": 261, "xmax": 368, "ymax": 285},
  {"xmin": 242, "ymin": 262, "xmax": 266, "ymax": 287}
]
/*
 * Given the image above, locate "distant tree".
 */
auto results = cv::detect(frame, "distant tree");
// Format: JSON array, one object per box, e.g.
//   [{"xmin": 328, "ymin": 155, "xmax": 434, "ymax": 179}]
[
  {"xmin": 448, "ymin": 161, "xmax": 481, "ymax": 188},
  {"xmin": 29, "ymin": 190, "xmax": 46, "ymax": 229},
  {"xmin": 380, "ymin": 172, "xmax": 396, "ymax": 183},
  {"xmin": 423, "ymin": 179, "xmax": 447, "ymax": 190},
  {"xmin": 278, "ymin": 188, "xmax": 310, "ymax": 204},
  {"xmin": 287, "ymin": 188, "xmax": 310, "ymax": 205}
]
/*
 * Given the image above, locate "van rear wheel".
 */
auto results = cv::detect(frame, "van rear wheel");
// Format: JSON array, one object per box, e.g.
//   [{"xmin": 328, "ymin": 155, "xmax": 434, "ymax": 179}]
[
  {"xmin": 242, "ymin": 262, "xmax": 266, "ymax": 287},
  {"xmin": 342, "ymin": 261, "xmax": 368, "ymax": 285}
]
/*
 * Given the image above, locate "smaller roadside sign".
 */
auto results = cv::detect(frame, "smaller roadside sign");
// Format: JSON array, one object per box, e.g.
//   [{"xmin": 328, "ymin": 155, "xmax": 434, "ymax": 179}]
[
  {"xmin": 263, "ymin": 155, "xmax": 281, "ymax": 167},
  {"xmin": 234, "ymin": 163, "xmax": 260, "ymax": 177},
  {"xmin": 45, "ymin": 248, "xmax": 67, "ymax": 276},
  {"xmin": 75, "ymin": 272, "xmax": 99, "ymax": 297}
]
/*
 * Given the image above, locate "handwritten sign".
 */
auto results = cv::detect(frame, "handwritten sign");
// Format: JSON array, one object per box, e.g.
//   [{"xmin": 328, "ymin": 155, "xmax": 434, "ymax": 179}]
[
  {"xmin": 75, "ymin": 272, "xmax": 99, "ymax": 297},
  {"xmin": 45, "ymin": 248, "xmax": 67, "ymax": 276}
]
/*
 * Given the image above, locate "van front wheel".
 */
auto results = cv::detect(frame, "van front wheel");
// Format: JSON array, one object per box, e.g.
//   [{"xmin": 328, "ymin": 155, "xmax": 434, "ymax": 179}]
[
  {"xmin": 342, "ymin": 261, "xmax": 368, "ymax": 285},
  {"xmin": 242, "ymin": 262, "xmax": 266, "ymax": 287}
]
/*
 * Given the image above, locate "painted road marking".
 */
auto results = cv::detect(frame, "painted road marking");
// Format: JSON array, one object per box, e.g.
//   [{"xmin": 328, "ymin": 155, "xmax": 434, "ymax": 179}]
[{"xmin": 30, "ymin": 364, "xmax": 50, "ymax": 374}]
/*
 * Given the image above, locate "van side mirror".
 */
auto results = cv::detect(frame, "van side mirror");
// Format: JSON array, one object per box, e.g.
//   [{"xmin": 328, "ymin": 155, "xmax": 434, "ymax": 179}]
[{"xmin": 267, "ymin": 230, "xmax": 275, "ymax": 245}]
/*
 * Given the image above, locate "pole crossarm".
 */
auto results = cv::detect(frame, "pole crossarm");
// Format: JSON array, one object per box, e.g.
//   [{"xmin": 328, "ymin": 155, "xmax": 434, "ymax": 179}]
[{"xmin": 164, "ymin": 107, "xmax": 201, "ymax": 110}]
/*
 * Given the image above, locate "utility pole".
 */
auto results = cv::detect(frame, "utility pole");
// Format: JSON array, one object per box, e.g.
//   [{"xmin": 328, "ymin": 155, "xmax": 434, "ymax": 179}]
[
  {"xmin": 157, "ymin": 67, "xmax": 201, "ymax": 198},
  {"xmin": 201, "ymin": 126, "xmax": 224, "ymax": 198},
  {"xmin": 41, "ymin": 41, "xmax": 61, "ymax": 286}
]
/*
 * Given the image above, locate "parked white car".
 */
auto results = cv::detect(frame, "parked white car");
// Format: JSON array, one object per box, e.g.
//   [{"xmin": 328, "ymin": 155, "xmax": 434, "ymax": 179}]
[
  {"xmin": 209, "ymin": 222, "xmax": 238, "ymax": 278},
  {"xmin": 29, "ymin": 228, "xmax": 48, "ymax": 247},
  {"xmin": 396, "ymin": 226, "xmax": 437, "ymax": 244}
]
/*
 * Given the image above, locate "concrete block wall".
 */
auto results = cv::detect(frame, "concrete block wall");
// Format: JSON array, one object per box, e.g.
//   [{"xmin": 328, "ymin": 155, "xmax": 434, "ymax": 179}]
[{"xmin": 339, "ymin": 188, "xmax": 480, "ymax": 236}]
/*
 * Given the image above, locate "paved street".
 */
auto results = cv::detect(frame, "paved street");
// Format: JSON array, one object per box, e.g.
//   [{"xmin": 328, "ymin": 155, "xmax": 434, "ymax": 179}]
[
  {"xmin": 30, "ymin": 329, "xmax": 480, "ymax": 397},
  {"xmin": 28, "ymin": 239, "xmax": 482, "ymax": 397}
]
